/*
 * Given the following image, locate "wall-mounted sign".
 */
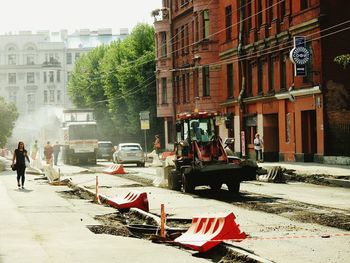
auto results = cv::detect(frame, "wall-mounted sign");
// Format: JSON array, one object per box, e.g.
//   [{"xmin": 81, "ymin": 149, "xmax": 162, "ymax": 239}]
[{"xmin": 289, "ymin": 36, "xmax": 310, "ymax": 76}]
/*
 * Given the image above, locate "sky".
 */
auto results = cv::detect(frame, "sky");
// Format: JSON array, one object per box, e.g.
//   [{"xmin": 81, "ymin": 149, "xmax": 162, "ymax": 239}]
[{"xmin": 0, "ymin": 0, "xmax": 162, "ymax": 35}]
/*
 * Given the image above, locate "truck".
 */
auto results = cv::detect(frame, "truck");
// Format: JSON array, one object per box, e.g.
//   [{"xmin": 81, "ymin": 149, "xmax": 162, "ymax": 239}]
[
  {"xmin": 167, "ymin": 111, "xmax": 257, "ymax": 194},
  {"xmin": 61, "ymin": 109, "xmax": 98, "ymax": 165}
]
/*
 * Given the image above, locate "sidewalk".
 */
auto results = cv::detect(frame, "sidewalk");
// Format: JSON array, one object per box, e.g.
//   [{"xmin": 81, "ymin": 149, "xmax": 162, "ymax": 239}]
[
  {"xmin": 258, "ymin": 161, "xmax": 350, "ymax": 188},
  {"xmin": 0, "ymin": 167, "xmax": 208, "ymax": 263},
  {"xmin": 258, "ymin": 161, "xmax": 350, "ymax": 177}
]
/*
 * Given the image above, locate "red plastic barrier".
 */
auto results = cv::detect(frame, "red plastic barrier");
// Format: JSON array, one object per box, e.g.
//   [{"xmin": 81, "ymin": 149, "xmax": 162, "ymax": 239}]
[
  {"xmin": 103, "ymin": 164, "xmax": 126, "ymax": 174},
  {"xmin": 174, "ymin": 212, "xmax": 246, "ymax": 252},
  {"xmin": 160, "ymin": 151, "xmax": 175, "ymax": 161},
  {"xmin": 105, "ymin": 191, "xmax": 149, "ymax": 212}
]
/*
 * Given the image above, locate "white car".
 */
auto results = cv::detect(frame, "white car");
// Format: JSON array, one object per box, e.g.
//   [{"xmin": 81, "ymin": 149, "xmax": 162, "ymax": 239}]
[{"xmin": 113, "ymin": 143, "xmax": 145, "ymax": 167}]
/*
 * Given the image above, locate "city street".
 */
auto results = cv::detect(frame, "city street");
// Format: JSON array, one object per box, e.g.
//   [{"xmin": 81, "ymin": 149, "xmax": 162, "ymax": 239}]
[{"xmin": 1, "ymin": 160, "xmax": 349, "ymax": 263}]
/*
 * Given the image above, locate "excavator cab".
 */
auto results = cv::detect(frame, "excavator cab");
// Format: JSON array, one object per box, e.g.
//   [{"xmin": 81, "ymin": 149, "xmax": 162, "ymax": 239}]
[
  {"xmin": 175, "ymin": 114, "xmax": 227, "ymax": 164},
  {"xmin": 169, "ymin": 111, "xmax": 257, "ymax": 194}
]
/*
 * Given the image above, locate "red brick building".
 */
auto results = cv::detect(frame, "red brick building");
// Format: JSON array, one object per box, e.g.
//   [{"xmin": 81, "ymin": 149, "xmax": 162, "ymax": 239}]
[{"xmin": 154, "ymin": 0, "xmax": 350, "ymax": 162}]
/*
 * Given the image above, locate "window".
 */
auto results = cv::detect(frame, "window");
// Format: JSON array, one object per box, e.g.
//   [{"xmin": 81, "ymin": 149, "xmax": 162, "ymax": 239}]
[
  {"xmin": 176, "ymin": 76, "xmax": 180, "ymax": 104},
  {"xmin": 280, "ymin": 0, "xmax": 286, "ymax": 19},
  {"xmin": 43, "ymin": 72, "xmax": 47, "ymax": 83},
  {"xmin": 49, "ymin": 71, "xmax": 54, "ymax": 83},
  {"xmin": 186, "ymin": 73, "xmax": 190, "ymax": 101},
  {"xmin": 194, "ymin": 68, "xmax": 199, "ymax": 97},
  {"xmin": 203, "ymin": 10, "xmax": 210, "ymax": 40},
  {"xmin": 27, "ymin": 72, "xmax": 35, "ymax": 84},
  {"xmin": 66, "ymin": 53, "xmax": 72, "ymax": 64},
  {"xmin": 301, "ymin": 0, "xmax": 309, "ymax": 10},
  {"xmin": 26, "ymin": 55, "xmax": 35, "ymax": 65},
  {"xmin": 67, "ymin": 72, "xmax": 71, "ymax": 82},
  {"xmin": 195, "ymin": 16, "xmax": 199, "ymax": 42},
  {"xmin": 202, "ymin": 66, "xmax": 210, "ymax": 96},
  {"xmin": 49, "ymin": 90, "xmax": 55, "ymax": 102},
  {"xmin": 44, "ymin": 90, "xmax": 48, "ymax": 103},
  {"xmin": 45, "ymin": 53, "xmax": 58, "ymax": 64},
  {"xmin": 269, "ymin": 56, "xmax": 275, "ymax": 92},
  {"xmin": 8, "ymin": 73, "xmax": 16, "ymax": 84},
  {"xmin": 9, "ymin": 91, "xmax": 17, "ymax": 103},
  {"xmin": 268, "ymin": 0, "xmax": 274, "ymax": 25},
  {"xmin": 227, "ymin": 63, "xmax": 234, "ymax": 98},
  {"xmin": 181, "ymin": 26, "xmax": 185, "ymax": 54},
  {"xmin": 57, "ymin": 70, "xmax": 61, "ymax": 82},
  {"xmin": 57, "ymin": 90, "xmax": 61, "ymax": 103},
  {"xmin": 257, "ymin": 0, "xmax": 263, "ymax": 27},
  {"xmin": 247, "ymin": 1, "xmax": 252, "ymax": 30},
  {"xmin": 258, "ymin": 59, "xmax": 263, "ymax": 94},
  {"xmin": 182, "ymin": 74, "xmax": 186, "ymax": 103},
  {"xmin": 280, "ymin": 54, "xmax": 287, "ymax": 90},
  {"xmin": 27, "ymin": 94, "xmax": 35, "ymax": 113},
  {"xmin": 8, "ymin": 54, "xmax": 16, "ymax": 65},
  {"xmin": 303, "ymin": 42, "xmax": 313, "ymax": 84},
  {"xmin": 247, "ymin": 63, "xmax": 253, "ymax": 96},
  {"xmin": 185, "ymin": 24, "xmax": 189, "ymax": 54},
  {"xmin": 174, "ymin": 29, "xmax": 179, "ymax": 57},
  {"xmin": 75, "ymin": 52, "xmax": 80, "ymax": 61},
  {"xmin": 161, "ymin": 77, "xmax": 167, "ymax": 104},
  {"xmin": 161, "ymin": 32, "xmax": 167, "ymax": 57},
  {"xmin": 225, "ymin": 5, "xmax": 232, "ymax": 41}
]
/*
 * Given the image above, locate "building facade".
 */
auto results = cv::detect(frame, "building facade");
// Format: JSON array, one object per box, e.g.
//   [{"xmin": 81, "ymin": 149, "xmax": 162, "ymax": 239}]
[
  {"xmin": 0, "ymin": 29, "xmax": 128, "ymax": 116},
  {"xmin": 154, "ymin": 0, "xmax": 350, "ymax": 161}
]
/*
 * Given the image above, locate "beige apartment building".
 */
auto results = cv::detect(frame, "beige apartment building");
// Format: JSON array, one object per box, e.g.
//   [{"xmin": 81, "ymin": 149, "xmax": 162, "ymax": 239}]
[{"xmin": 0, "ymin": 28, "xmax": 128, "ymax": 116}]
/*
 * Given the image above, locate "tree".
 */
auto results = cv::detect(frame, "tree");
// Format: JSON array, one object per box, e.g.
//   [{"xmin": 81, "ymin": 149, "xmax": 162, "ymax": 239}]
[
  {"xmin": 0, "ymin": 97, "xmax": 19, "ymax": 147},
  {"xmin": 68, "ymin": 24, "xmax": 163, "ymax": 147},
  {"xmin": 334, "ymin": 54, "xmax": 350, "ymax": 69}
]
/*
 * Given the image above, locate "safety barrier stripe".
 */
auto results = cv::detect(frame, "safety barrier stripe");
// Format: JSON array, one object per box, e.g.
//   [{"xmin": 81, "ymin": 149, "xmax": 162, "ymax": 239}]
[{"xmin": 173, "ymin": 233, "xmax": 350, "ymax": 243}]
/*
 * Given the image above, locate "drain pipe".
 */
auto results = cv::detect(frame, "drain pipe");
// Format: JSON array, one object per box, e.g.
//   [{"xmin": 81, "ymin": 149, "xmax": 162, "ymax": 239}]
[{"xmin": 237, "ymin": 0, "xmax": 246, "ymax": 157}]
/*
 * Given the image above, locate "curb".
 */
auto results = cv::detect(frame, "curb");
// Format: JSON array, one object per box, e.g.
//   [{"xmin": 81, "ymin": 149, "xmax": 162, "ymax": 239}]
[{"xmin": 321, "ymin": 177, "xmax": 350, "ymax": 188}]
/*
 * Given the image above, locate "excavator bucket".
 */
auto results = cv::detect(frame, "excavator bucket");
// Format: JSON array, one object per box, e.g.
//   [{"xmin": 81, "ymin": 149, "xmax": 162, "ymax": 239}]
[
  {"xmin": 103, "ymin": 164, "xmax": 126, "ymax": 174},
  {"xmin": 174, "ymin": 212, "xmax": 246, "ymax": 252},
  {"xmin": 105, "ymin": 191, "xmax": 149, "ymax": 212}
]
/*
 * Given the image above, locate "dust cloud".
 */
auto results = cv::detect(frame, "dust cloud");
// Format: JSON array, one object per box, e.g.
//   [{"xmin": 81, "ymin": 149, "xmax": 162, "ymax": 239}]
[{"xmin": 8, "ymin": 106, "xmax": 64, "ymax": 150}]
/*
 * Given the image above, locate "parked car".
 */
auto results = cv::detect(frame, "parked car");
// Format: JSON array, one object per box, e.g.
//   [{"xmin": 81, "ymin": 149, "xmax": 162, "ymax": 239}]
[
  {"xmin": 97, "ymin": 141, "xmax": 114, "ymax": 161},
  {"xmin": 113, "ymin": 143, "xmax": 145, "ymax": 167}
]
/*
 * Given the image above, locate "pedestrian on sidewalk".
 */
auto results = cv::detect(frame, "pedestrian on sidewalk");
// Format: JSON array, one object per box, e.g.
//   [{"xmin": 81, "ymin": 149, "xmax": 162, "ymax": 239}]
[
  {"xmin": 153, "ymin": 135, "xmax": 161, "ymax": 156},
  {"xmin": 44, "ymin": 141, "xmax": 54, "ymax": 165},
  {"xmin": 53, "ymin": 141, "xmax": 61, "ymax": 166},
  {"xmin": 254, "ymin": 133, "xmax": 264, "ymax": 162},
  {"xmin": 31, "ymin": 140, "xmax": 38, "ymax": 160},
  {"xmin": 11, "ymin": 141, "xmax": 30, "ymax": 189}
]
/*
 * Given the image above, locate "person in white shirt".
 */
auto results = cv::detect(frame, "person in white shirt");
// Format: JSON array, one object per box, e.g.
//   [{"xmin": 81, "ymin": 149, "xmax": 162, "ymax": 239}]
[{"xmin": 253, "ymin": 133, "xmax": 264, "ymax": 162}]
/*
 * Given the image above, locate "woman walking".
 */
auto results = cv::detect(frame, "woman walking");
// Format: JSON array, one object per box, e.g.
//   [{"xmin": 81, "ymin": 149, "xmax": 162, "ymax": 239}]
[{"xmin": 11, "ymin": 141, "xmax": 29, "ymax": 189}]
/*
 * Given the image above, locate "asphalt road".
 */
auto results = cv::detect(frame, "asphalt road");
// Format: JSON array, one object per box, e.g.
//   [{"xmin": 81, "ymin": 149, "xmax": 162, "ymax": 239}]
[
  {"xmin": 1, "ymin": 159, "xmax": 349, "ymax": 263},
  {"xmin": 93, "ymin": 161, "xmax": 350, "ymax": 263}
]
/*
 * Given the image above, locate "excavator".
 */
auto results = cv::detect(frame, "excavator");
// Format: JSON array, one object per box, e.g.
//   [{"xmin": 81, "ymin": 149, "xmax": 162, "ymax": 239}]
[{"xmin": 167, "ymin": 111, "xmax": 257, "ymax": 194}]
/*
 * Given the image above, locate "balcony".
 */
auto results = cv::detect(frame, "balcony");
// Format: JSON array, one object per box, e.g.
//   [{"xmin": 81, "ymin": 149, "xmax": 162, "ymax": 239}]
[{"xmin": 152, "ymin": 8, "xmax": 169, "ymax": 23}]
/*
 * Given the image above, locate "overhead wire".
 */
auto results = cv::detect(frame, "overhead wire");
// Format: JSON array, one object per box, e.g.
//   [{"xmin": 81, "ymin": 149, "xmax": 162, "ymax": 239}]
[
  {"xmin": 169, "ymin": 19, "xmax": 350, "ymax": 72},
  {"xmin": 72, "ymin": 2, "xmax": 350, "ymax": 103}
]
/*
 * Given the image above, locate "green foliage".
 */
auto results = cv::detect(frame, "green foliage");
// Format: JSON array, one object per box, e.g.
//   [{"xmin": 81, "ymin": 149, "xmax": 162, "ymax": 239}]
[
  {"xmin": 68, "ymin": 24, "xmax": 163, "ymax": 147},
  {"xmin": 334, "ymin": 54, "xmax": 350, "ymax": 69},
  {"xmin": 0, "ymin": 97, "xmax": 19, "ymax": 147}
]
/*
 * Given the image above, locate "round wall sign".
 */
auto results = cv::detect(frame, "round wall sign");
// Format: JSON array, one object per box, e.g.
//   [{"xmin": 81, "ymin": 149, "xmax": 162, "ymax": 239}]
[{"xmin": 290, "ymin": 47, "xmax": 310, "ymax": 65}]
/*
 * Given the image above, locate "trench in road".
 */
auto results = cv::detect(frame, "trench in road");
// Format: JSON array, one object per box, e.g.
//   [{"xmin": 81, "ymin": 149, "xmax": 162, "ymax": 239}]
[
  {"xmin": 58, "ymin": 188, "xmax": 259, "ymax": 263},
  {"xmin": 67, "ymin": 163, "xmax": 350, "ymax": 231}
]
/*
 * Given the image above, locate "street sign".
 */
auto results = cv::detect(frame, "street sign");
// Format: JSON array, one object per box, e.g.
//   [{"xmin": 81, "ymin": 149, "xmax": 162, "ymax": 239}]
[
  {"xmin": 139, "ymin": 111, "xmax": 150, "ymax": 120},
  {"xmin": 140, "ymin": 120, "xmax": 150, "ymax": 130},
  {"xmin": 140, "ymin": 111, "xmax": 150, "ymax": 130},
  {"xmin": 290, "ymin": 36, "xmax": 310, "ymax": 76}
]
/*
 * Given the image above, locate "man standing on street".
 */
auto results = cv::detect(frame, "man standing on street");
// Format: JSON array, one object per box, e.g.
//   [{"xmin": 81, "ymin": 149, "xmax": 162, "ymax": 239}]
[
  {"xmin": 53, "ymin": 141, "xmax": 61, "ymax": 166},
  {"xmin": 44, "ymin": 141, "xmax": 54, "ymax": 165}
]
